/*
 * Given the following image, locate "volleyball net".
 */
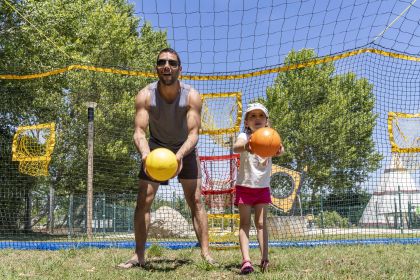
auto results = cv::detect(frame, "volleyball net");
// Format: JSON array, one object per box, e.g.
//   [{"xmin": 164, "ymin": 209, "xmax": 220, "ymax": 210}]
[{"xmin": 1, "ymin": 0, "xmax": 420, "ymax": 249}]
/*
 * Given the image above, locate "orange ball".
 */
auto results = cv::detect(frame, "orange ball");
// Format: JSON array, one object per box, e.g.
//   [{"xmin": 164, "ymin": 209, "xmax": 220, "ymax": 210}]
[
  {"xmin": 249, "ymin": 127, "xmax": 282, "ymax": 157},
  {"xmin": 145, "ymin": 148, "xmax": 178, "ymax": 181}
]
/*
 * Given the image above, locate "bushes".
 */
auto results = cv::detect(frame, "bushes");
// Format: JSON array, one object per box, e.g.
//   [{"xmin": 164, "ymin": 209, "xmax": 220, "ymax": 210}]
[{"xmin": 315, "ymin": 211, "xmax": 349, "ymax": 228}]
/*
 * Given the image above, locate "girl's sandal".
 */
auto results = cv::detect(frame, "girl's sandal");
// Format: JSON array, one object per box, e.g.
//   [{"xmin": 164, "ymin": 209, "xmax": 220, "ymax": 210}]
[
  {"xmin": 260, "ymin": 259, "xmax": 269, "ymax": 273},
  {"xmin": 240, "ymin": 260, "xmax": 254, "ymax": 274}
]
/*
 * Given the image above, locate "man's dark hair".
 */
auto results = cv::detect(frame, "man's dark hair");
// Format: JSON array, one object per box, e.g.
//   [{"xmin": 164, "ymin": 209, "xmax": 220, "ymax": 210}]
[{"xmin": 157, "ymin": 48, "xmax": 181, "ymax": 66}]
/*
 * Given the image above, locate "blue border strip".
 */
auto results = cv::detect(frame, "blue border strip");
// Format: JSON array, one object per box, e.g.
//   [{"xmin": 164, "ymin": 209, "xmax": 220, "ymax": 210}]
[
  {"xmin": 250, "ymin": 238, "xmax": 420, "ymax": 248},
  {"xmin": 1, "ymin": 238, "xmax": 419, "ymax": 250},
  {"xmin": 0, "ymin": 241, "xmax": 198, "ymax": 250}
]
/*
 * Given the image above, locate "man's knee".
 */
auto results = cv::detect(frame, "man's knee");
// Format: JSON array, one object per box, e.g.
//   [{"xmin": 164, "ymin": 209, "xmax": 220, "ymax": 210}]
[
  {"xmin": 188, "ymin": 197, "xmax": 203, "ymax": 211},
  {"xmin": 136, "ymin": 181, "xmax": 158, "ymax": 209},
  {"xmin": 136, "ymin": 194, "xmax": 155, "ymax": 213},
  {"xmin": 185, "ymin": 195, "xmax": 206, "ymax": 216},
  {"xmin": 135, "ymin": 201, "xmax": 153, "ymax": 213}
]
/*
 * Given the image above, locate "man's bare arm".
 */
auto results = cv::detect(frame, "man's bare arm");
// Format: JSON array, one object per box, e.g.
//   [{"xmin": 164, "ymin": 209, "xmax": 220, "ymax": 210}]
[
  {"xmin": 176, "ymin": 88, "xmax": 202, "ymax": 160},
  {"xmin": 133, "ymin": 88, "xmax": 150, "ymax": 161}
]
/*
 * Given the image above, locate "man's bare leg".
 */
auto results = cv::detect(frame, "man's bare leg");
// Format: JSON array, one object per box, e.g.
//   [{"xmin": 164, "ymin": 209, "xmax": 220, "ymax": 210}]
[
  {"xmin": 118, "ymin": 180, "xmax": 159, "ymax": 268},
  {"xmin": 180, "ymin": 178, "xmax": 215, "ymax": 264}
]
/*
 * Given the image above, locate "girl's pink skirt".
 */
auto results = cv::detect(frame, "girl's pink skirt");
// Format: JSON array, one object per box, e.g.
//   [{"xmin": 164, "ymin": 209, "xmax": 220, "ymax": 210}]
[{"xmin": 234, "ymin": 185, "xmax": 272, "ymax": 206}]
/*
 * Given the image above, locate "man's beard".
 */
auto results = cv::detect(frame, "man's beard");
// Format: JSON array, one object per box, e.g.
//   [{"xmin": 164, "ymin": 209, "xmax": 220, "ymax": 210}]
[{"xmin": 159, "ymin": 74, "xmax": 178, "ymax": 86}]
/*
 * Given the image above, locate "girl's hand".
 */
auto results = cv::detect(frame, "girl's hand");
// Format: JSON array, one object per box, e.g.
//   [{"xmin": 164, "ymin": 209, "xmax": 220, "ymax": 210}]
[
  {"xmin": 244, "ymin": 141, "xmax": 253, "ymax": 154},
  {"xmin": 274, "ymin": 145, "xmax": 285, "ymax": 157}
]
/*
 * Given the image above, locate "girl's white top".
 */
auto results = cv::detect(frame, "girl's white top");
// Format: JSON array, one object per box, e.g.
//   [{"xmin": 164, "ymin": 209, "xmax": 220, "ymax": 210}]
[{"xmin": 236, "ymin": 132, "xmax": 272, "ymax": 188}]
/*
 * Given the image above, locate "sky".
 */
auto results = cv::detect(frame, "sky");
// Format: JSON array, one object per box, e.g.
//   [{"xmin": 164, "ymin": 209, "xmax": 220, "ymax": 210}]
[
  {"xmin": 126, "ymin": 0, "xmax": 420, "ymax": 196},
  {"xmin": 128, "ymin": 0, "xmax": 420, "ymax": 74}
]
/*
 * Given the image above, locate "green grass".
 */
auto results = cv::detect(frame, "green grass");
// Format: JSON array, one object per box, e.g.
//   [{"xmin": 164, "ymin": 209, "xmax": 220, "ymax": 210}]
[{"xmin": 0, "ymin": 244, "xmax": 419, "ymax": 279}]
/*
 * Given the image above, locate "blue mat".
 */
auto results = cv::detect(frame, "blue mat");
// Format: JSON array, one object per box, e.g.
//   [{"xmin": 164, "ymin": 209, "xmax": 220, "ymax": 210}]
[{"xmin": 1, "ymin": 238, "xmax": 419, "ymax": 250}]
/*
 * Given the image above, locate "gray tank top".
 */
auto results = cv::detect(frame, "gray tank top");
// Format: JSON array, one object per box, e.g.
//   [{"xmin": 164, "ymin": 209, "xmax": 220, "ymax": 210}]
[{"xmin": 148, "ymin": 81, "xmax": 191, "ymax": 151}]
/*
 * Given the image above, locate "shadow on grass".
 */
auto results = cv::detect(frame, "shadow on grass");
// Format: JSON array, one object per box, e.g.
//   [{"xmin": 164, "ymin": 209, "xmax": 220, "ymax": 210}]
[
  {"xmin": 222, "ymin": 262, "xmax": 241, "ymax": 274},
  {"xmin": 141, "ymin": 258, "xmax": 193, "ymax": 272}
]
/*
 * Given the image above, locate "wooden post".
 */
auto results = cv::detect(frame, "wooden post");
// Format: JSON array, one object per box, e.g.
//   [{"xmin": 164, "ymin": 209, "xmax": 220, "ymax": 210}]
[
  {"xmin": 229, "ymin": 136, "xmax": 234, "ymax": 232},
  {"xmin": 68, "ymin": 193, "xmax": 74, "ymax": 238},
  {"xmin": 398, "ymin": 185, "xmax": 404, "ymax": 234},
  {"xmin": 86, "ymin": 102, "xmax": 97, "ymax": 239},
  {"xmin": 24, "ymin": 191, "xmax": 32, "ymax": 232},
  {"xmin": 49, "ymin": 186, "xmax": 55, "ymax": 234}
]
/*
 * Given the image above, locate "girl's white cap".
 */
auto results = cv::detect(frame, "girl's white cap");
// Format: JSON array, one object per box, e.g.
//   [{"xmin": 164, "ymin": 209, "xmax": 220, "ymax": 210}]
[{"xmin": 245, "ymin": 102, "xmax": 269, "ymax": 118}]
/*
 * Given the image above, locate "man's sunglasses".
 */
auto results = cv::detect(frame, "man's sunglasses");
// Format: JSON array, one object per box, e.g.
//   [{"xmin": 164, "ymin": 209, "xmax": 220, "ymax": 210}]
[{"xmin": 157, "ymin": 59, "xmax": 179, "ymax": 67}]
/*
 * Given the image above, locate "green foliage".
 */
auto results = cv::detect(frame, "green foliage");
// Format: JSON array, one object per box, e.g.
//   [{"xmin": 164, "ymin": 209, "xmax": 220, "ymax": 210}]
[
  {"xmin": 195, "ymin": 259, "xmax": 218, "ymax": 271},
  {"xmin": 2, "ymin": 245, "xmax": 419, "ymax": 279},
  {"xmin": 323, "ymin": 189, "xmax": 371, "ymax": 224},
  {"xmin": 264, "ymin": 49, "xmax": 382, "ymax": 197},
  {"xmin": 315, "ymin": 210, "xmax": 349, "ymax": 228},
  {"xmin": 147, "ymin": 243, "xmax": 165, "ymax": 258},
  {"xmin": 0, "ymin": 135, "xmax": 35, "ymax": 232},
  {"xmin": 1, "ymin": 0, "xmax": 169, "ymax": 195}
]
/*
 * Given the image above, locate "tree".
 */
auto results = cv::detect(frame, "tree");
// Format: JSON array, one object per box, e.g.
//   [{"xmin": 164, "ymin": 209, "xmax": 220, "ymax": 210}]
[
  {"xmin": 323, "ymin": 188, "xmax": 371, "ymax": 225},
  {"xmin": 264, "ymin": 49, "xmax": 381, "ymax": 204},
  {"xmin": 1, "ymin": 0, "xmax": 168, "ymax": 195},
  {"xmin": 0, "ymin": 0, "xmax": 169, "ymax": 231},
  {"xmin": 0, "ymin": 0, "xmax": 40, "ymax": 233},
  {"xmin": 0, "ymin": 130, "xmax": 38, "ymax": 233}
]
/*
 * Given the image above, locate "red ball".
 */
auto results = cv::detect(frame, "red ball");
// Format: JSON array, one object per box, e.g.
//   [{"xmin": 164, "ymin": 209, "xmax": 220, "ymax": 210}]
[{"xmin": 249, "ymin": 127, "xmax": 282, "ymax": 157}]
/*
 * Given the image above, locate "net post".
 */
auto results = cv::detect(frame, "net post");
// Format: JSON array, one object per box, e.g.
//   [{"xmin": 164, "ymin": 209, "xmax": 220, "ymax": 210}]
[
  {"xmin": 24, "ymin": 192, "xmax": 31, "ymax": 232},
  {"xmin": 48, "ymin": 186, "xmax": 55, "ymax": 234},
  {"xmin": 86, "ymin": 102, "xmax": 97, "ymax": 239},
  {"xmin": 228, "ymin": 135, "xmax": 235, "ymax": 232},
  {"xmin": 398, "ymin": 185, "xmax": 404, "ymax": 234}
]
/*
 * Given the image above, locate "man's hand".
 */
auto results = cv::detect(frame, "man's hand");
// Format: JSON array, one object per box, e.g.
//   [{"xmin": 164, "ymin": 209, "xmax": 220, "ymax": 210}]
[
  {"xmin": 142, "ymin": 152, "xmax": 150, "ymax": 177},
  {"xmin": 174, "ymin": 155, "xmax": 183, "ymax": 176}
]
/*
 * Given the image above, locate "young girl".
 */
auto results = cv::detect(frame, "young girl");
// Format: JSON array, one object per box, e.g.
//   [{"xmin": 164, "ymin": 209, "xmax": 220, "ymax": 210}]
[{"xmin": 233, "ymin": 102, "xmax": 284, "ymax": 274}]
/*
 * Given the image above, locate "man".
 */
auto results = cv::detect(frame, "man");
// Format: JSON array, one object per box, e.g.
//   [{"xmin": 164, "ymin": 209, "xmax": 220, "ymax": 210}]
[{"xmin": 118, "ymin": 48, "xmax": 215, "ymax": 268}]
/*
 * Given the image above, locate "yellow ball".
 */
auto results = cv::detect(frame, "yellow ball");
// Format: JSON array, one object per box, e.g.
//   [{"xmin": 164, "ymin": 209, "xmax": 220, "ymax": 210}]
[{"xmin": 145, "ymin": 148, "xmax": 178, "ymax": 181}]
